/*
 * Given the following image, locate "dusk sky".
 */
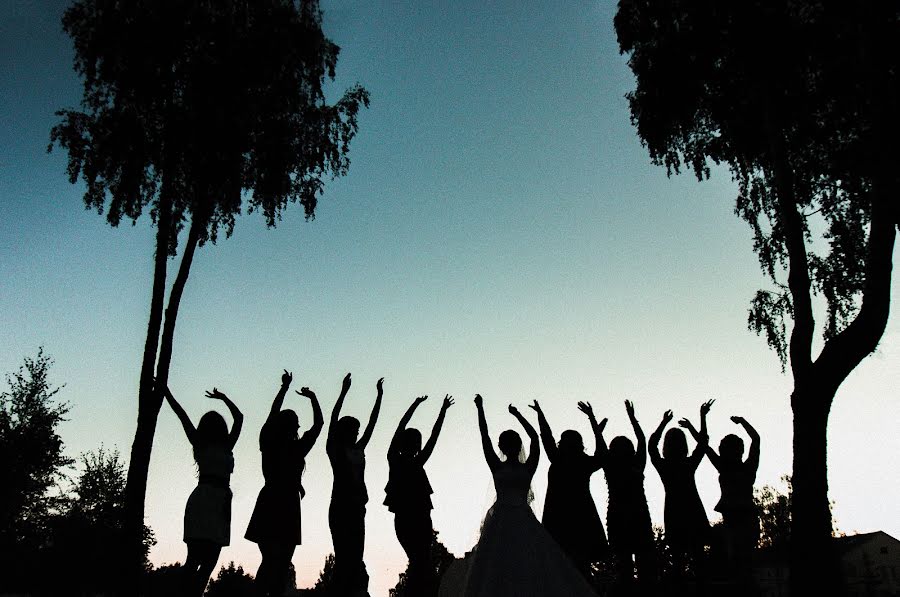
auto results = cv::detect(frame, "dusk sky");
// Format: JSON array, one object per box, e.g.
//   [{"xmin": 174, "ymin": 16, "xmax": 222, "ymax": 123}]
[{"xmin": 1, "ymin": 1, "xmax": 898, "ymax": 595}]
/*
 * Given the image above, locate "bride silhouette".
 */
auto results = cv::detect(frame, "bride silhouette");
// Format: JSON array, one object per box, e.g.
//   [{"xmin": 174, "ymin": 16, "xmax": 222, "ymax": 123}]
[{"xmin": 453, "ymin": 394, "xmax": 597, "ymax": 597}]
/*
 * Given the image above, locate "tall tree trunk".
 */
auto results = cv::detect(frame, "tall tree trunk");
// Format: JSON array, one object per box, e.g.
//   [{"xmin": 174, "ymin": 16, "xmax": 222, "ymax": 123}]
[
  {"xmin": 122, "ymin": 196, "xmax": 172, "ymax": 593},
  {"xmin": 790, "ymin": 382, "xmax": 841, "ymax": 596}
]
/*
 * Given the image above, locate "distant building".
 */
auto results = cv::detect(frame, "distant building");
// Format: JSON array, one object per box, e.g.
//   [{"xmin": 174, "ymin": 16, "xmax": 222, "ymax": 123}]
[{"xmin": 755, "ymin": 531, "xmax": 900, "ymax": 597}]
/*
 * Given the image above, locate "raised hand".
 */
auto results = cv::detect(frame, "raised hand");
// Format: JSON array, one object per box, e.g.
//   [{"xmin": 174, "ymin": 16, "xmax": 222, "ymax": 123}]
[
  {"xmin": 701, "ymin": 399, "xmax": 715, "ymax": 415},
  {"xmin": 342, "ymin": 372, "xmax": 352, "ymax": 392},
  {"xmin": 577, "ymin": 401, "xmax": 594, "ymax": 418},
  {"xmin": 508, "ymin": 404, "xmax": 520, "ymax": 416},
  {"xmin": 441, "ymin": 395, "xmax": 454, "ymax": 410},
  {"xmin": 281, "ymin": 370, "xmax": 293, "ymax": 386},
  {"xmin": 678, "ymin": 417, "xmax": 695, "ymax": 430},
  {"xmin": 205, "ymin": 387, "xmax": 227, "ymax": 401},
  {"xmin": 296, "ymin": 387, "xmax": 317, "ymax": 399},
  {"xmin": 625, "ymin": 400, "xmax": 636, "ymax": 419},
  {"xmin": 731, "ymin": 415, "xmax": 745, "ymax": 425},
  {"xmin": 415, "ymin": 395, "xmax": 428, "ymax": 404},
  {"xmin": 376, "ymin": 377, "xmax": 384, "ymax": 394},
  {"xmin": 662, "ymin": 409, "xmax": 674, "ymax": 424},
  {"xmin": 474, "ymin": 394, "xmax": 483, "ymax": 407},
  {"xmin": 528, "ymin": 400, "xmax": 542, "ymax": 413},
  {"xmin": 598, "ymin": 417, "xmax": 609, "ymax": 433}
]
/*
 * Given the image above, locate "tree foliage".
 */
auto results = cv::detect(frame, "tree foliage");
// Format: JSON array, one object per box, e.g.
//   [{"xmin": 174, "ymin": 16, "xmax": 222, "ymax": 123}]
[
  {"xmin": 615, "ymin": 0, "xmax": 898, "ymax": 368},
  {"xmin": 50, "ymin": 0, "xmax": 370, "ymax": 249},
  {"xmin": 0, "ymin": 349, "xmax": 72, "ymax": 559},
  {"xmin": 205, "ymin": 562, "xmax": 256, "ymax": 597}
]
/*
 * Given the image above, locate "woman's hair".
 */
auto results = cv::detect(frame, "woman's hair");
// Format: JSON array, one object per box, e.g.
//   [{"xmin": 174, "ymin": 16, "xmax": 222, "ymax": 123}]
[
  {"xmin": 274, "ymin": 409, "xmax": 299, "ymax": 441},
  {"xmin": 558, "ymin": 430, "xmax": 584, "ymax": 457},
  {"xmin": 498, "ymin": 429, "xmax": 524, "ymax": 463},
  {"xmin": 663, "ymin": 428, "xmax": 688, "ymax": 459},
  {"xmin": 336, "ymin": 416, "xmax": 360, "ymax": 446},
  {"xmin": 608, "ymin": 435, "xmax": 635, "ymax": 466},
  {"xmin": 194, "ymin": 411, "xmax": 228, "ymax": 462},
  {"xmin": 719, "ymin": 433, "xmax": 745, "ymax": 462},
  {"xmin": 397, "ymin": 428, "xmax": 422, "ymax": 457}
]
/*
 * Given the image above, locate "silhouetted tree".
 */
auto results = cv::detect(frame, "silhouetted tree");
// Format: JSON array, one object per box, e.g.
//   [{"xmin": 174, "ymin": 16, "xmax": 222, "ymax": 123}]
[
  {"xmin": 205, "ymin": 562, "xmax": 255, "ymax": 597},
  {"xmin": 145, "ymin": 563, "xmax": 185, "ymax": 597},
  {"xmin": 50, "ymin": 0, "xmax": 369, "ymax": 588},
  {"xmin": 615, "ymin": 2, "xmax": 897, "ymax": 594},
  {"xmin": 49, "ymin": 447, "xmax": 156, "ymax": 595},
  {"xmin": 0, "ymin": 349, "xmax": 72, "ymax": 592}
]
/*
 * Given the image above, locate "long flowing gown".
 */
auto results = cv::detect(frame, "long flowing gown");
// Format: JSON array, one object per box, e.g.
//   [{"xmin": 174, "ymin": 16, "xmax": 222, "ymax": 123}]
[{"xmin": 453, "ymin": 462, "xmax": 598, "ymax": 597}]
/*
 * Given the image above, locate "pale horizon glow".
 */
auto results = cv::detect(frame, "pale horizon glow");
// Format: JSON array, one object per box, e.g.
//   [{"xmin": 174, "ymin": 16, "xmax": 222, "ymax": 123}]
[{"xmin": 1, "ymin": 1, "xmax": 898, "ymax": 596}]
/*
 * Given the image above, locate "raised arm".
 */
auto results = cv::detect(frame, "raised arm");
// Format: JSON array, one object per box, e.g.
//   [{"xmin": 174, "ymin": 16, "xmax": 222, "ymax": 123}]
[
  {"xmin": 578, "ymin": 401, "xmax": 608, "ymax": 468},
  {"xmin": 419, "ymin": 395, "xmax": 454, "ymax": 463},
  {"xmin": 475, "ymin": 395, "xmax": 500, "ymax": 469},
  {"xmin": 327, "ymin": 372, "xmax": 352, "ymax": 447},
  {"xmin": 733, "ymin": 415, "xmax": 760, "ymax": 471},
  {"xmin": 269, "ymin": 370, "xmax": 293, "ymax": 419},
  {"xmin": 510, "ymin": 405, "xmax": 540, "ymax": 474},
  {"xmin": 163, "ymin": 384, "xmax": 196, "ymax": 443},
  {"xmin": 528, "ymin": 400, "xmax": 558, "ymax": 462},
  {"xmin": 687, "ymin": 400, "xmax": 713, "ymax": 467},
  {"xmin": 626, "ymin": 400, "xmax": 647, "ymax": 471},
  {"xmin": 357, "ymin": 376, "xmax": 384, "ymax": 450},
  {"xmin": 648, "ymin": 409, "xmax": 673, "ymax": 470},
  {"xmin": 389, "ymin": 395, "xmax": 427, "ymax": 458},
  {"xmin": 296, "ymin": 387, "xmax": 324, "ymax": 456},
  {"xmin": 205, "ymin": 388, "xmax": 243, "ymax": 448}
]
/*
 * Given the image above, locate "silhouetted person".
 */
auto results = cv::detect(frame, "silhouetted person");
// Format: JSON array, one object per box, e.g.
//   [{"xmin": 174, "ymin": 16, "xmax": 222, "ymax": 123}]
[
  {"xmin": 650, "ymin": 401, "xmax": 712, "ymax": 588},
  {"xmin": 704, "ymin": 414, "xmax": 760, "ymax": 594},
  {"xmin": 327, "ymin": 373, "xmax": 383, "ymax": 596},
  {"xmin": 245, "ymin": 371, "xmax": 323, "ymax": 597},
  {"xmin": 385, "ymin": 394, "xmax": 454, "ymax": 596},
  {"xmin": 163, "ymin": 384, "xmax": 243, "ymax": 597},
  {"xmin": 603, "ymin": 400, "xmax": 657, "ymax": 596},
  {"xmin": 459, "ymin": 395, "xmax": 596, "ymax": 597},
  {"xmin": 530, "ymin": 399, "xmax": 608, "ymax": 579}
]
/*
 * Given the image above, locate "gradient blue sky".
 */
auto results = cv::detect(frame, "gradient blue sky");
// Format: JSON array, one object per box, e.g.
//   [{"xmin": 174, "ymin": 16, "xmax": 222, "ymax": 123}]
[{"xmin": 2, "ymin": 1, "xmax": 898, "ymax": 595}]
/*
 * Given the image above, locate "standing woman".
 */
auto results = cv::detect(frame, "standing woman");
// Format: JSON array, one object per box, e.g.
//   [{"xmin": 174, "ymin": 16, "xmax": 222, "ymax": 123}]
[
  {"xmin": 461, "ymin": 395, "xmax": 596, "ymax": 597},
  {"xmin": 163, "ymin": 384, "xmax": 243, "ymax": 596},
  {"xmin": 603, "ymin": 400, "xmax": 657, "ymax": 593},
  {"xmin": 385, "ymin": 394, "xmax": 454, "ymax": 595},
  {"xmin": 530, "ymin": 400, "xmax": 608, "ymax": 579},
  {"xmin": 327, "ymin": 373, "xmax": 383, "ymax": 594},
  {"xmin": 244, "ymin": 371, "xmax": 323, "ymax": 597},
  {"xmin": 649, "ymin": 401, "xmax": 712, "ymax": 580}
]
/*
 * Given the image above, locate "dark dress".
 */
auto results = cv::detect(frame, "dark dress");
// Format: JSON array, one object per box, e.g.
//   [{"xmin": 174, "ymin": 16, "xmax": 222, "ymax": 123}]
[
  {"xmin": 542, "ymin": 454, "xmax": 608, "ymax": 567},
  {"xmin": 245, "ymin": 419, "xmax": 316, "ymax": 545},
  {"xmin": 327, "ymin": 442, "xmax": 368, "ymax": 570},
  {"xmin": 715, "ymin": 445, "xmax": 760, "ymax": 548},
  {"xmin": 603, "ymin": 462, "xmax": 654, "ymax": 555},
  {"xmin": 650, "ymin": 450, "xmax": 710, "ymax": 551}
]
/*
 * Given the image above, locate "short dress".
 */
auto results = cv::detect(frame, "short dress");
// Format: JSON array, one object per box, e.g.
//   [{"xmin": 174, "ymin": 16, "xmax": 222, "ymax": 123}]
[
  {"xmin": 542, "ymin": 454, "xmax": 608, "ymax": 565},
  {"xmin": 245, "ymin": 419, "xmax": 313, "ymax": 546},
  {"xmin": 184, "ymin": 444, "xmax": 234, "ymax": 546}
]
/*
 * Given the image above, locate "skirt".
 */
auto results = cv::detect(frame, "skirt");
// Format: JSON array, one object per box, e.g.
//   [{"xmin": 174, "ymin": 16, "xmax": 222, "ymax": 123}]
[
  {"xmin": 245, "ymin": 484, "xmax": 302, "ymax": 546},
  {"xmin": 184, "ymin": 483, "xmax": 232, "ymax": 546}
]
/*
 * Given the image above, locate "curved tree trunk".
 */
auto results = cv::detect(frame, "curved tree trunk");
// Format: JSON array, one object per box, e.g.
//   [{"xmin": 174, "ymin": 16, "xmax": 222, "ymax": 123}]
[
  {"xmin": 121, "ymin": 207, "xmax": 204, "ymax": 594},
  {"xmin": 122, "ymin": 196, "xmax": 172, "ymax": 593}
]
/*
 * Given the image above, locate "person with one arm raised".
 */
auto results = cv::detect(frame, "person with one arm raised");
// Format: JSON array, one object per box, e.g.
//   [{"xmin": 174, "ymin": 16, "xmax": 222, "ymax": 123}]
[
  {"xmin": 327, "ymin": 373, "xmax": 383, "ymax": 595},
  {"xmin": 385, "ymin": 393, "xmax": 454, "ymax": 596},
  {"xmin": 163, "ymin": 382, "xmax": 243, "ymax": 596},
  {"xmin": 530, "ymin": 399, "xmax": 608, "ymax": 579},
  {"xmin": 244, "ymin": 370, "xmax": 323, "ymax": 597}
]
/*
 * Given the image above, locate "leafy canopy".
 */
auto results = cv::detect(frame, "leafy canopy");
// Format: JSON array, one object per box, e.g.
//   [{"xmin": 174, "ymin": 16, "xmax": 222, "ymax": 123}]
[
  {"xmin": 51, "ymin": 0, "xmax": 370, "ymax": 253},
  {"xmin": 615, "ymin": 1, "xmax": 897, "ymax": 366}
]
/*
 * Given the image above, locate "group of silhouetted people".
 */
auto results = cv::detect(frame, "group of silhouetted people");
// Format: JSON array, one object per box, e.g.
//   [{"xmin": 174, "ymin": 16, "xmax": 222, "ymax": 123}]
[{"xmin": 161, "ymin": 374, "xmax": 760, "ymax": 597}]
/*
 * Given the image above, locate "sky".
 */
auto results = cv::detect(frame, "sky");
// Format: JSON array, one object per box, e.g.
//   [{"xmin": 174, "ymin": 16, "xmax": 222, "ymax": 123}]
[{"xmin": 1, "ymin": 1, "xmax": 899, "ymax": 595}]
